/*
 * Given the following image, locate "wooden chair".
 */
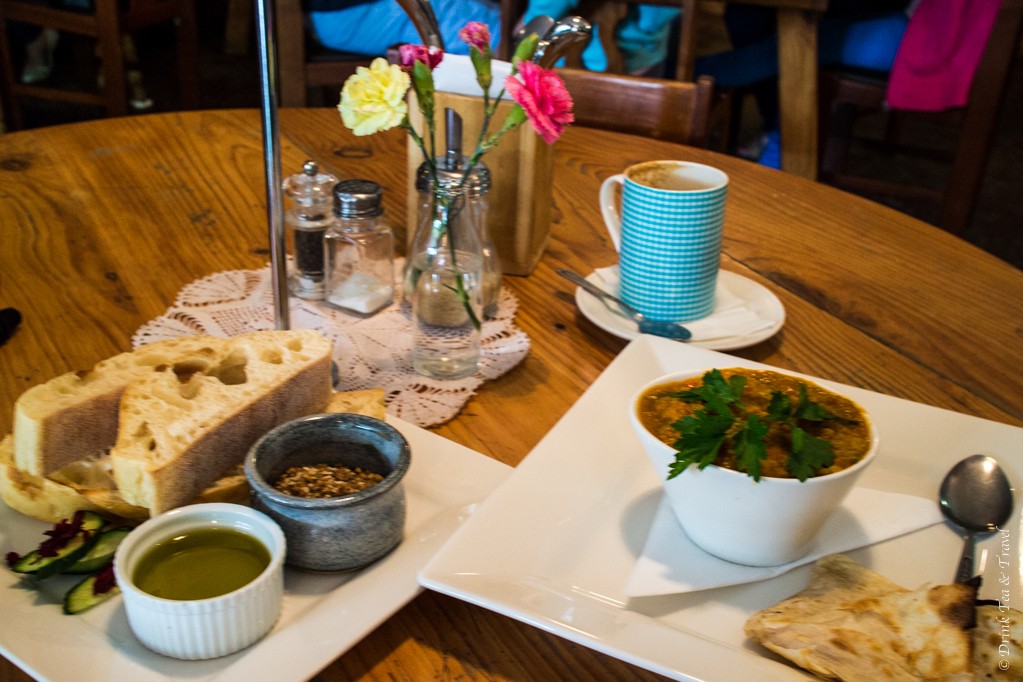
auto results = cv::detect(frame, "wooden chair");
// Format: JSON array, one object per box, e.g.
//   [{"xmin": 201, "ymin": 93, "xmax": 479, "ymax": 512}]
[
  {"xmin": 818, "ymin": 0, "xmax": 1023, "ymax": 234},
  {"xmin": 276, "ymin": 0, "xmax": 374, "ymax": 107},
  {"xmin": 557, "ymin": 67, "xmax": 714, "ymax": 146},
  {"xmin": 0, "ymin": 0, "xmax": 199, "ymax": 130}
]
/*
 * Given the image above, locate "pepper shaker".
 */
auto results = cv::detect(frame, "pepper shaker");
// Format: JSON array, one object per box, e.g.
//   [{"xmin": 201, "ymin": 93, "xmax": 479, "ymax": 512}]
[
  {"xmin": 324, "ymin": 180, "xmax": 395, "ymax": 316},
  {"xmin": 283, "ymin": 161, "xmax": 338, "ymax": 300}
]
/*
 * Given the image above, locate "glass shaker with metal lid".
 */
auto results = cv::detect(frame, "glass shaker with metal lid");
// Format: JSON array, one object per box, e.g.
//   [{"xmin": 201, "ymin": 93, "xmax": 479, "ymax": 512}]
[
  {"xmin": 283, "ymin": 160, "xmax": 337, "ymax": 300},
  {"xmin": 324, "ymin": 179, "xmax": 395, "ymax": 316}
]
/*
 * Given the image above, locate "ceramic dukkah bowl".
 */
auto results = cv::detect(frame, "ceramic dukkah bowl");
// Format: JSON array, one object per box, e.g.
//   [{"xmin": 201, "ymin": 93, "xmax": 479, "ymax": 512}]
[
  {"xmin": 630, "ymin": 368, "xmax": 878, "ymax": 567},
  {"xmin": 244, "ymin": 413, "xmax": 410, "ymax": 571},
  {"xmin": 113, "ymin": 503, "xmax": 286, "ymax": 660}
]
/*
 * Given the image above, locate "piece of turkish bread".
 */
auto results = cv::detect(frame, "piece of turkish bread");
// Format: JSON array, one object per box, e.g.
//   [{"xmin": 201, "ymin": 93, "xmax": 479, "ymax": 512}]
[
  {"xmin": 745, "ymin": 554, "xmax": 976, "ymax": 681},
  {"xmin": 13, "ymin": 335, "xmax": 231, "ymax": 476},
  {"xmin": 110, "ymin": 330, "xmax": 333, "ymax": 515}
]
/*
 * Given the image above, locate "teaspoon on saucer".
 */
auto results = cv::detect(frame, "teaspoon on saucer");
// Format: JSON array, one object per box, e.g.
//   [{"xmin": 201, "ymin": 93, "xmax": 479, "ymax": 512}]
[{"xmin": 557, "ymin": 268, "xmax": 692, "ymax": 342}]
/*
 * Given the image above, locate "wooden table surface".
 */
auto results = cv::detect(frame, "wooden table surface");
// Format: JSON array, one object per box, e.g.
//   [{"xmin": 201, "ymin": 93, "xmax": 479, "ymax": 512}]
[{"xmin": 1, "ymin": 108, "xmax": 1021, "ymax": 682}]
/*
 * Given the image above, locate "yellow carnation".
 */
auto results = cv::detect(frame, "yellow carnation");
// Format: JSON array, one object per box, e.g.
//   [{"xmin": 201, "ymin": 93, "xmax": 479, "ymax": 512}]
[{"xmin": 338, "ymin": 58, "xmax": 410, "ymax": 136}]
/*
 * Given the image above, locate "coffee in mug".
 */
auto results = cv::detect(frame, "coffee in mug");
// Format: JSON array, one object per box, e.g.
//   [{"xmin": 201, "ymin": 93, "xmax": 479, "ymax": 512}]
[{"xmin": 600, "ymin": 160, "xmax": 728, "ymax": 322}]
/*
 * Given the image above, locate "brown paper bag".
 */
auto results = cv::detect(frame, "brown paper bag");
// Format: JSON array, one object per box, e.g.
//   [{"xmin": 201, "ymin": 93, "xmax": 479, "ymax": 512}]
[{"xmin": 405, "ymin": 91, "xmax": 554, "ymax": 275}]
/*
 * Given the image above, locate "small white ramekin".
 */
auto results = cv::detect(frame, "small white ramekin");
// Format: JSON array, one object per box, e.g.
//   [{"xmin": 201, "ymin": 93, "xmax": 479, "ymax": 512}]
[{"xmin": 113, "ymin": 502, "xmax": 286, "ymax": 660}]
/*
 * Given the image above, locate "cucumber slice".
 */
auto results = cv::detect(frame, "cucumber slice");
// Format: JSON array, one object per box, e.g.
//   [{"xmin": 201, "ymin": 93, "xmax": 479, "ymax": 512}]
[
  {"xmin": 63, "ymin": 565, "xmax": 120, "ymax": 615},
  {"xmin": 65, "ymin": 527, "xmax": 132, "ymax": 574},
  {"xmin": 10, "ymin": 511, "xmax": 106, "ymax": 579}
]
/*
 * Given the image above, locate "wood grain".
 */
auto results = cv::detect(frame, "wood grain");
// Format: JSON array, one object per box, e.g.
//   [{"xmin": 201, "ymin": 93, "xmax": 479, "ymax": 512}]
[{"xmin": 0, "ymin": 109, "xmax": 1020, "ymax": 682}]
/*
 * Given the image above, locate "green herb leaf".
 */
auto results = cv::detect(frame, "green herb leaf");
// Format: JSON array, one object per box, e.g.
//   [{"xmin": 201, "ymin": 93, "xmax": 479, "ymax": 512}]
[
  {"xmin": 667, "ymin": 411, "xmax": 733, "ymax": 479},
  {"xmin": 733, "ymin": 414, "xmax": 769, "ymax": 481},
  {"xmin": 788, "ymin": 427, "xmax": 836, "ymax": 481},
  {"xmin": 675, "ymin": 369, "xmax": 746, "ymax": 416},
  {"xmin": 793, "ymin": 384, "xmax": 838, "ymax": 422},
  {"xmin": 765, "ymin": 390, "xmax": 791, "ymax": 423}
]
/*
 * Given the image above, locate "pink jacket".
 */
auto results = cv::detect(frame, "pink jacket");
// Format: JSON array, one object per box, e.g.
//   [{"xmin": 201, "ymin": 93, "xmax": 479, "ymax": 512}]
[{"xmin": 886, "ymin": 0, "xmax": 1001, "ymax": 111}]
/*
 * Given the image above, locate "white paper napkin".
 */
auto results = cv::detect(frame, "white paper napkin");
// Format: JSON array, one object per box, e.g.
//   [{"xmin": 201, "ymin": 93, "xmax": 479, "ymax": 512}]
[
  {"xmin": 595, "ymin": 266, "xmax": 776, "ymax": 342},
  {"xmin": 624, "ymin": 487, "xmax": 943, "ymax": 596},
  {"xmin": 431, "ymin": 53, "xmax": 513, "ymax": 99}
]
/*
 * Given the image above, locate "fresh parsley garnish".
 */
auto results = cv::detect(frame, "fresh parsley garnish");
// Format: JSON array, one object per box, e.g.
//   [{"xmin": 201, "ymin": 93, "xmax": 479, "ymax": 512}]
[{"xmin": 665, "ymin": 370, "xmax": 848, "ymax": 482}]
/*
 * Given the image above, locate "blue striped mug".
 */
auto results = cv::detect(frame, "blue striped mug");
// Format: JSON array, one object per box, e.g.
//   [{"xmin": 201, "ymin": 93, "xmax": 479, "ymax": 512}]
[{"xmin": 599, "ymin": 160, "xmax": 728, "ymax": 322}]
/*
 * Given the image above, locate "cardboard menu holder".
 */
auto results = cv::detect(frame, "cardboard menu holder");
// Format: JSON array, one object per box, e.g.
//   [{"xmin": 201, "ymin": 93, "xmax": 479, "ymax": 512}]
[{"xmin": 405, "ymin": 90, "xmax": 554, "ymax": 276}]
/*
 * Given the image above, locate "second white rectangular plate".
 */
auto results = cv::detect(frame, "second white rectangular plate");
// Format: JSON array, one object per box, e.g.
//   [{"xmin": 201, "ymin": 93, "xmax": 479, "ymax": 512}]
[
  {"xmin": 1, "ymin": 417, "xmax": 511, "ymax": 682},
  {"xmin": 419, "ymin": 335, "xmax": 1023, "ymax": 681}
]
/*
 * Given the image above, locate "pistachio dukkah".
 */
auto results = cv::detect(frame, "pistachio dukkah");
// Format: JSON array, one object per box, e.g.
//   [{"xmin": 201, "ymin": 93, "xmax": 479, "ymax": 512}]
[
  {"xmin": 273, "ymin": 463, "xmax": 383, "ymax": 498},
  {"xmin": 637, "ymin": 368, "xmax": 870, "ymax": 481}
]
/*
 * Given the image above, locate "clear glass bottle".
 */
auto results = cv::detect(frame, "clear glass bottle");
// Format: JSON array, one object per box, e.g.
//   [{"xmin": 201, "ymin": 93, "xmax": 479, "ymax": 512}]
[
  {"xmin": 283, "ymin": 160, "xmax": 337, "ymax": 300},
  {"xmin": 324, "ymin": 179, "xmax": 395, "ymax": 316},
  {"xmin": 407, "ymin": 157, "xmax": 501, "ymax": 317},
  {"xmin": 407, "ymin": 183, "xmax": 484, "ymax": 380}
]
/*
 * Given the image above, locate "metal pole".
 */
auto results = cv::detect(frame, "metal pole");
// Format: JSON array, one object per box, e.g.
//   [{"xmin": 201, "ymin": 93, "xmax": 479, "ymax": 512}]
[{"xmin": 255, "ymin": 0, "xmax": 290, "ymax": 330}]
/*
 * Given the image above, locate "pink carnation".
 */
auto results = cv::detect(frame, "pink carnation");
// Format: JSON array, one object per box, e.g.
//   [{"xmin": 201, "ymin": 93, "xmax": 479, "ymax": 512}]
[
  {"xmin": 398, "ymin": 44, "xmax": 443, "ymax": 72},
  {"xmin": 459, "ymin": 22, "xmax": 491, "ymax": 52},
  {"xmin": 504, "ymin": 62, "xmax": 574, "ymax": 144}
]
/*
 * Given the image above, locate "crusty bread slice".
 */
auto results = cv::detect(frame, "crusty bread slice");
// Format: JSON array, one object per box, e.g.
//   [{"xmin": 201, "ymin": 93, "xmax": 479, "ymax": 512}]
[
  {"xmin": 13, "ymin": 335, "xmax": 231, "ymax": 476},
  {"xmin": 0, "ymin": 434, "xmax": 108, "ymax": 523},
  {"xmin": 1, "ymin": 387, "xmax": 387, "ymax": 523},
  {"xmin": 110, "ymin": 330, "xmax": 333, "ymax": 514}
]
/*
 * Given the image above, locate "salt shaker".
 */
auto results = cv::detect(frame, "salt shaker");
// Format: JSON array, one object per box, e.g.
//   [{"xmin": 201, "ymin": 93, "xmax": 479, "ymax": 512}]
[
  {"xmin": 324, "ymin": 179, "xmax": 395, "ymax": 316},
  {"xmin": 283, "ymin": 160, "xmax": 337, "ymax": 300}
]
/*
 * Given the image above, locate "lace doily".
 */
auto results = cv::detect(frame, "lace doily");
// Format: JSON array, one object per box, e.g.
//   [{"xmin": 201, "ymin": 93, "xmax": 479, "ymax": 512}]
[{"xmin": 133, "ymin": 261, "xmax": 530, "ymax": 427}]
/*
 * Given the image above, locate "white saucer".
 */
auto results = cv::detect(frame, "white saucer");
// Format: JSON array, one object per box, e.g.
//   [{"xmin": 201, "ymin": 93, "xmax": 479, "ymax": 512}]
[{"xmin": 573, "ymin": 268, "xmax": 785, "ymax": 351}]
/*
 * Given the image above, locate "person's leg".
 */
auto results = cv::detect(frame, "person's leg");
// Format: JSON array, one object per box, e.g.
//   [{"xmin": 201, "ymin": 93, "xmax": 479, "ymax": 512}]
[{"xmin": 697, "ymin": 12, "xmax": 908, "ymax": 168}]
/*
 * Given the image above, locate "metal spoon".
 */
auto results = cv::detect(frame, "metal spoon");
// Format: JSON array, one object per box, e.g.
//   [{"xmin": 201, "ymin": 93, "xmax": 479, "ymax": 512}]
[
  {"xmin": 939, "ymin": 454, "xmax": 1014, "ymax": 583},
  {"xmin": 514, "ymin": 15, "xmax": 556, "ymax": 49},
  {"xmin": 534, "ymin": 17, "xmax": 592, "ymax": 68},
  {"xmin": 557, "ymin": 268, "xmax": 691, "ymax": 341}
]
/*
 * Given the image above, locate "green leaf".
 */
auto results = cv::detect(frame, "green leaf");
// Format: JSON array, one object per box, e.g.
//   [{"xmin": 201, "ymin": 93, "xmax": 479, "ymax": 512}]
[
  {"xmin": 765, "ymin": 390, "xmax": 791, "ymax": 423},
  {"xmin": 411, "ymin": 61, "xmax": 435, "ymax": 119},
  {"xmin": 667, "ymin": 411, "xmax": 732, "ymax": 479},
  {"xmin": 512, "ymin": 34, "xmax": 539, "ymax": 67},
  {"xmin": 788, "ymin": 427, "xmax": 836, "ymax": 481},
  {"xmin": 677, "ymin": 369, "xmax": 745, "ymax": 416},
  {"xmin": 733, "ymin": 414, "xmax": 769, "ymax": 481},
  {"xmin": 469, "ymin": 45, "xmax": 492, "ymax": 92},
  {"xmin": 793, "ymin": 384, "xmax": 839, "ymax": 422}
]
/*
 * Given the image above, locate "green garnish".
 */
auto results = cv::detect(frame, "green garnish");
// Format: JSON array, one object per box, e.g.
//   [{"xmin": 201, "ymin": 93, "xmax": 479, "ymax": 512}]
[{"xmin": 666, "ymin": 369, "xmax": 847, "ymax": 482}]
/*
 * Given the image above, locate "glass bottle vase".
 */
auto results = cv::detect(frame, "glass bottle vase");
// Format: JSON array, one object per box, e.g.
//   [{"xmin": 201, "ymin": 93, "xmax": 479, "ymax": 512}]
[{"xmin": 404, "ymin": 186, "xmax": 485, "ymax": 380}]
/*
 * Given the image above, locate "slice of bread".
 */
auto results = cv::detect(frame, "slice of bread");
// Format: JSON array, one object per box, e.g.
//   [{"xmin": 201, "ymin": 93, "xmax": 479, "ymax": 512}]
[
  {"xmin": 110, "ymin": 330, "xmax": 333, "ymax": 514},
  {"xmin": 1, "ymin": 434, "xmax": 109, "ymax": 523},
  {"xmin": 1, "ymin": 388, "xmax": 388, "ymax": 523},
  {"xmin": 13, "ymin": 335, "xmax": 230, "ymax": 476}
]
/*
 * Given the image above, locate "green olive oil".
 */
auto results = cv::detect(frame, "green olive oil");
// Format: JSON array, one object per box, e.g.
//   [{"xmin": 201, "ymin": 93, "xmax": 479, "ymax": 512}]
[{"xmin": 133, "ymin": 528, "xmax": 271, "ymax": 600}]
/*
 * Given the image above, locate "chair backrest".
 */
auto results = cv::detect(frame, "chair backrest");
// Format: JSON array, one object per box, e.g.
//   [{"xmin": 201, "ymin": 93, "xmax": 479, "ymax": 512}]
[
  {"xmin": 557, "ymin": 67, "xmax": 714, "ymax": 146},
  {"xmin": 276, "ymin": 0, "xmax": 374, "ymax": 107},
  {"xmin": 818, "ymin": 0, "xmax": 1023, "ymax": 234}
]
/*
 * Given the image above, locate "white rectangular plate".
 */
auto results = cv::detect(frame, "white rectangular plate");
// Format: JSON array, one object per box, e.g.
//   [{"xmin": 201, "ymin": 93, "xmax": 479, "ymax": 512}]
[
  {"xmin": 419, "ymin": 335, "xmax": 1023, "ymax": 681},
  {"xmin": 0, "ymin": 417, "xmax": 510, "ymax": 682}
]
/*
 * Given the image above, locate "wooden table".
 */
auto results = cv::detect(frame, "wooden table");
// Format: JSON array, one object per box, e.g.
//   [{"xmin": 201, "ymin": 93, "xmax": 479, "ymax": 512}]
[{"xmin": 1, "ymin": 109, "xmax": 1020, "ymax": 682}]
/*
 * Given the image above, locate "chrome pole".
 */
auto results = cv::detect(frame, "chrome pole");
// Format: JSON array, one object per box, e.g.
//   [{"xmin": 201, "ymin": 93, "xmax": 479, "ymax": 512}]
[{"xmin": 255, "ymin": 0, "xmax": 290, "ymax": 330}]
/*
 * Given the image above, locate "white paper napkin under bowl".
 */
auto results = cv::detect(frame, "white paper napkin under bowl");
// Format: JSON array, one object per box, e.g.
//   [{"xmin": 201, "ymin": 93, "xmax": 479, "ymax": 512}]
[{"xmin": 625, "ymin": 487, "xmax": 943, "ymax": 596}]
